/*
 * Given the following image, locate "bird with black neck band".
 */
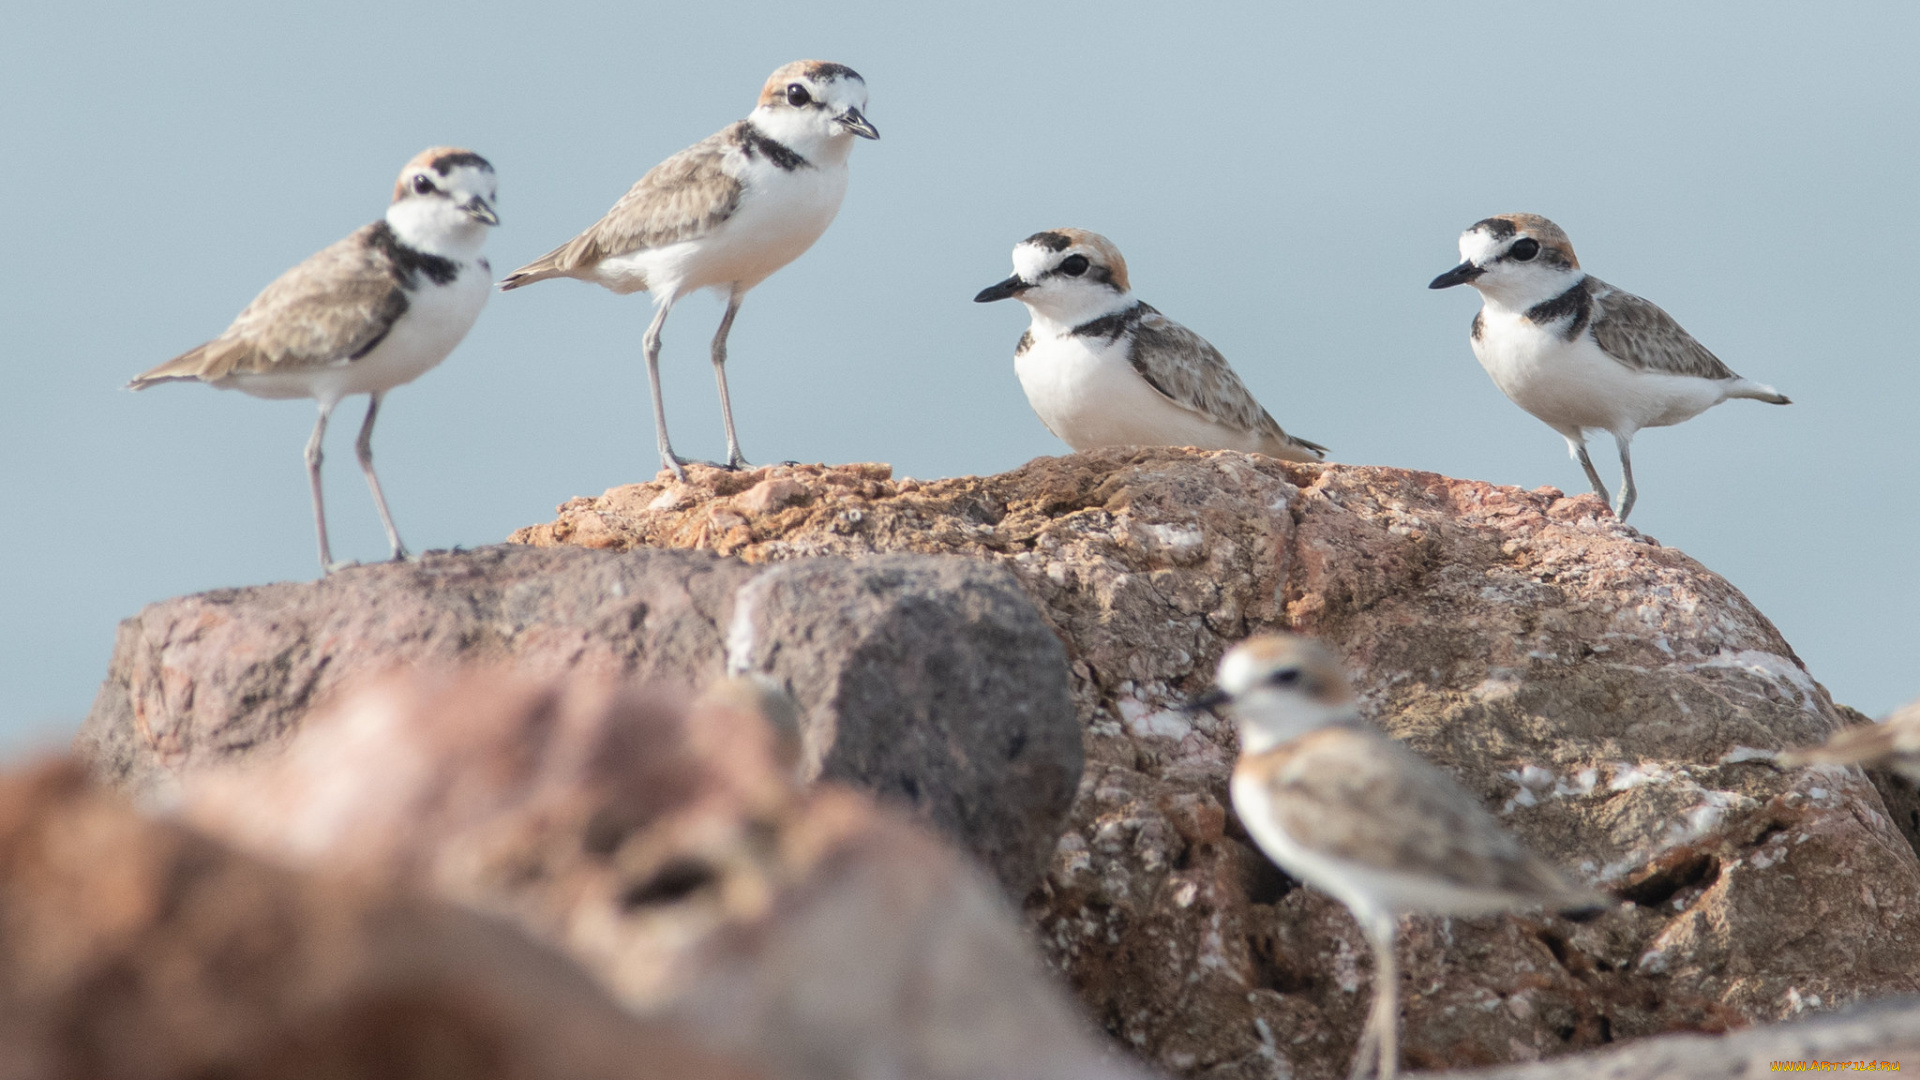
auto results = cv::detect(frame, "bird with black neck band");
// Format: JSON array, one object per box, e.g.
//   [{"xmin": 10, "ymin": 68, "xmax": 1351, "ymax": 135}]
[
  {"xmin": 974, "ymin": 228, "xmax": 1326, "ymax": 462},
  {"xmin": 501, "ymin": 60, "xmax": 879, "ymax": 481},
  {"xmin": 1430, "ymin": 213, "xmax": 1789, "ymax": 520},
  {"xmin": 1206, "ymin": 633, "xmax": 1610, "ymax": 1080},
  {"xmin": 129, "ymin": 147, "xmax": 500, "ymax": 574}
]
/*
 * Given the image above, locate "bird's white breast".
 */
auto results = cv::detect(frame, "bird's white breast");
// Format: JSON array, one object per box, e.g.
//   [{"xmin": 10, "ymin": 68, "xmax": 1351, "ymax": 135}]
[
  {"xmin": 1015, "ymin": 331, "xmax": 1269, "ymax": 453},
  {"xmin": 1471, "ymin": 307, "xmax": 1729, "ymax": 435}
]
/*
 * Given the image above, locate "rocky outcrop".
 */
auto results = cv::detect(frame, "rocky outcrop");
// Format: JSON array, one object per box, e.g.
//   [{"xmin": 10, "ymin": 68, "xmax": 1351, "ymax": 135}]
[
  {"xmin": 1444, "ymin": 996, "xmax": 1920, "ymax": 1079},
  {"xmin": 0, "ymin": 758, "xmax": 759, "ymax": 1080},
  {"xmin": 509, "ymin": 450, "xmax": 1920, "ymax": 1079},
  {"xmin": 176, "ymin": 669, "xmax": 1151, "ymax": 1080},
  {"xmin": 77, "ymin": 546, "xmax": 1079, "ymax": 895}
]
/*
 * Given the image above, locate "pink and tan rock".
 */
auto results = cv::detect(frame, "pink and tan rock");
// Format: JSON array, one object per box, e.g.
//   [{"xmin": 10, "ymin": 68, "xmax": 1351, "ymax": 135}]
[
  {"xmin": 511, "ymin": 450, "xmax": 1920, "ymax": 1078},
  {"xmin": 77, "ymin": 546, "xmax": 1081, "ymax": 896},
  {"xmin": 0, "ymin": 758, "xmax": 761, "ymax": 1080},
  {"xmin": 179, "ymin": 669, "xmax": 1152, "ymax": 1080}
]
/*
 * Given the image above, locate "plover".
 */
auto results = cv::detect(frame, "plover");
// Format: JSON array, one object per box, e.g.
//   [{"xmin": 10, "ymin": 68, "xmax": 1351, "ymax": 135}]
[
  {"xmin": 129, "ymin": 147, "xmax": 499, "ymax": 574},
  {"xmin": 1778, "ymin": 699, "xmax": 1920, "ymax": 784},
  {"xmin": 1429, "ymin": 214, "xmax": 1789, "ymax": 520},
  {"xmin": 973, "ymin": 229, "xmax": 1327, "ymax": 462},
  {"xmin": 499, "ymin": 60, "xmax": 879, "ymax": 480},
  {"xmin": 1206, "ymin": 634, "xmax": 1607, "ymax": 1080}
]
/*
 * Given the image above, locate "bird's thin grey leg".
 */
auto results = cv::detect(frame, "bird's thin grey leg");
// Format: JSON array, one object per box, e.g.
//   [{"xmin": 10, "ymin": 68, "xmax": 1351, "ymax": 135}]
[
  {"xmin": 354, "ymin": 393, "xmax": 408, "ymax": 561},
  {"xmin": 1349, "ymin": 997, "xmax": 1380, "ymax": 1080},
  {"xmin": 1613, "ymin": 432, "xmax": 1638, "ymax": 521},
  {"xmin": 643, "ymin": 298, "xmax": 687, "ymax": 482},
  {"xmin": 1356, "ymin": 912, "xmax": 1401, "ymax": 1080},
  {"xmin": 305, "ymin": 403, "xmax": 336, "ymax": 575},
  {"xmin": 1565, "ymin": 435, "xmax": 1612, "ymax": 509},
  {"xmin": 711, "ymin": 286, "xmax": 750, "ymax": 470}
]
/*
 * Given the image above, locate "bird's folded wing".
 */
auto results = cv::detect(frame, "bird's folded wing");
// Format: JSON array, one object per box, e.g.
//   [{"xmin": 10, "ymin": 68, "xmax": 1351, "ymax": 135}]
[
  {"xmin": 510, "ymin": 126, "xmax": 746, "ymax": 278},
  {"xmin": 1257, "ymin": 728, "xmax": 1575, "ymax": 899},
  {"xmin": 130, "ymin": 224, "xmax": 408, "ymax": 386},
  {"xmin": 1587, "ymin": 278, "xmax": 1739, "ymax": 380},
  {"xmin": 1125, "ymin": 308, "xmax": 1289, "ymax": 436}
]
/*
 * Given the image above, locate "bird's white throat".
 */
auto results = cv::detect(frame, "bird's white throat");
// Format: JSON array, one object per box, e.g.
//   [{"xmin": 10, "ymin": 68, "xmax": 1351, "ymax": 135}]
[{"xmin": 386, "ymin": 199, "xmax": 490, "ymax": 261}]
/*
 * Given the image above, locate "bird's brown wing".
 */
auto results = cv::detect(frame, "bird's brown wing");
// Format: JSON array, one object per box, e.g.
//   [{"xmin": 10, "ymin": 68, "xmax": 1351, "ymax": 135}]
[
  {"xmin": 1124, "ymin": 306, "xmax": 1327, "ymax": 460},
  {"xmin": 1587, "ymin": 277, "xmax": 1739, "ymax": 380},
  {"xmin": 1248, "ymin": 728, "xmax": 1588, "ymax": 902},
  {"xmin": 130, "ymin": 222, "xmax": 407, "ymax": 388},
  {"xmin": 499, "ymin": 124, "xmax": 746, "ymax": 288}
]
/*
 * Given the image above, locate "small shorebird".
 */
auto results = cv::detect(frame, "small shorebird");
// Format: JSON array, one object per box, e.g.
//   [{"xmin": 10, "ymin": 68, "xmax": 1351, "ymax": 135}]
[
  {"xmin": 129, "ymin": 147, "xmax": 499, "ymax": 574},
  {"xmin": 1778, "ymin": 699, "xmax": 1920, "ymax": 784},
  {"xmin": 499, "ymin": 60, "xmax": 879, "ymax": 480},
  {"xmin": 1429, "ymin": 213, "xmax": 1789, "ymax": 520},
  {"xmin": 1206, "ymin": 634, "xmax": 1607, "ymax": 1079},
  {"xmin": 974, "ymin": 229, "xmax": 1326, "ymax": 462}
]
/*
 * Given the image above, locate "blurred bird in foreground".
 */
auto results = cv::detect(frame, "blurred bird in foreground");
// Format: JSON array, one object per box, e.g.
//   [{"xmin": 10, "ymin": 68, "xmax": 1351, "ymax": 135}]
[
  {"xmin": 1207, "ymin": 633, "xmax": 1609, "ymax": 1079},
  {"xmin": 1777, "ymin": 699, "xmax": 1920, "ymax": 785}
]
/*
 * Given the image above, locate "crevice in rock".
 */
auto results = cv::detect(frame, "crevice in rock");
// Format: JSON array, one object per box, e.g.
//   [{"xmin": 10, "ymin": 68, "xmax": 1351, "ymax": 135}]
[
  {"xmin": 1617, "ymin": 852, "xmax": 1720, "ymax": 909},
  {"xmin": 1248, "ymin": 931, "xmax": 1314, "ymax": 995},
  {"xmin": 1864, "ymin": 767, "xmax": 1920, "ymax": 864},
  {"xmin": 620, "ymin": 857, "xmax": 718, "ymax": 910},
  {"xmin": 1537, "ymin": 927, "xmax": 1573, "ymax": 971},
  {"xmin": 1750, "ymin": 819, "xmax": 1789, "ymax": 849}
]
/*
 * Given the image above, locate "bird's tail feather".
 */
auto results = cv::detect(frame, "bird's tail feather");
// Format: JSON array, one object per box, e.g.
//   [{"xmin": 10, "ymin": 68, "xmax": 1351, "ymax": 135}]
[
  {"xmin": 1728, "ymin": 379, "xmax": 1791, "ymax": 405},
  {"xmin": 126, "ymin": 344, "xmax": 214, "ymax": 390}
]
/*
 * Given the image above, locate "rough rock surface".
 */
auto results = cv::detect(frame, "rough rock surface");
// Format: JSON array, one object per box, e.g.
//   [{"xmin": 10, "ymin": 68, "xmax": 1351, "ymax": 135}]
[
  {"xmin": 1444, "ymin": 996, "xmax": 1920, "ymax": 1078},
  {"xmin": 510, "ymin": 451, "xmax": 1920, "ymax": 1079},
  {"xmin": 77, "ymin": 546, "xmax": 1078, "ymax": 894},
  {"xmin": 0, "ymin": 757, "xmax": 759, "ymax": 1080},
  {"xmin": 178, "ymin": 669, "xmax": 1151, "ymax": 1080}
]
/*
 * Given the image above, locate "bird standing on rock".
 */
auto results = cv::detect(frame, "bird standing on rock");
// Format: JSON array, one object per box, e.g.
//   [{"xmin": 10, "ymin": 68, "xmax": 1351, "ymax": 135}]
[
  {"xmin": 500, "ymin": 61, "xmax": 879, "ymax": 481},
  {"xmin": 974, "ymin": 228, "xmax": 1327, "ymax": 463},
  {"xmin": 1430, "ymin": 213, "xmax": 1789, "ymax": 520},
  {"xmin": 1206, "ymin": 633, "xmax": 1609, "ymax": 1080},
  {"xmin": 129, "ymin": 147, "xmax": 500, "ymax": 574}
]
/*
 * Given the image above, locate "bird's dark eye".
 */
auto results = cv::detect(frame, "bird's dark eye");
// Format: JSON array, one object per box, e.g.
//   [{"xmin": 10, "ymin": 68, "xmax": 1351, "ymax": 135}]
[
  {"xmin": 411, "ymin": 174, "xmax": 436, "ymax": 196},
  {"xmin": 786, "ymin": 83, "xmax": 811, "ymax": 107},
  {"xmin": 1266, "ymin": 668, "xmax": 1302, "ymax": 687},
  {"xmin": 1059, "ymin": 254, "xmax": 1090, "ymax": 277},
  {"xmin": 1509, "ymin": 238, "xmax": 1540, "ymax": 262}
]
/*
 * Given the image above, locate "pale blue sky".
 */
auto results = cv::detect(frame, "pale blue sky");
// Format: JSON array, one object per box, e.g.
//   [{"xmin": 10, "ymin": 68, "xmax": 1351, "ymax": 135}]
[{"xmin": 4, "ymin": 2, "xmax": 1916, "ymax": 756}]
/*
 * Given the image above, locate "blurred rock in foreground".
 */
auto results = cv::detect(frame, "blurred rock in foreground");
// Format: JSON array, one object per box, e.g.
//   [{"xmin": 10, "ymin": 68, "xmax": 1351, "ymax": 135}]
[
  {"xmin": 178, "ymin": 668, "xmax": 1152, "ymax": 1080},
  {"xmin": 0, "ymin": 758, "xmax": 759, "ymax": 1080},
  {"xmin": 509, "ymin": 450, "xmax": 1920, "ymax": 1079},
  {"xmin": 78, "ymin": 547, "xmax": 1079, "ymax": 896}
]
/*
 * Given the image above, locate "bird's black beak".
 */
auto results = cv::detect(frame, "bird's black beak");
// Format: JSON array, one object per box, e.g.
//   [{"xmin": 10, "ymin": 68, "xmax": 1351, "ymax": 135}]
[
  {"xmin": 459, "ymin": 197, "xmax": 501, "ymax": 226},
  {"xmin": 973, "ymin": 275, "xmax": 1030, "ymax": 303},
  {"xmin": 1187, "ymin": 687, "xmax": 1230, "ymax": 714},
  {"xmin": 836, "ymin": 107, "xmax": 880, "ymax": 140},
  {"xmin": 1428, "ymin": 261, "xmax": 1483, "ymax": 289}
]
